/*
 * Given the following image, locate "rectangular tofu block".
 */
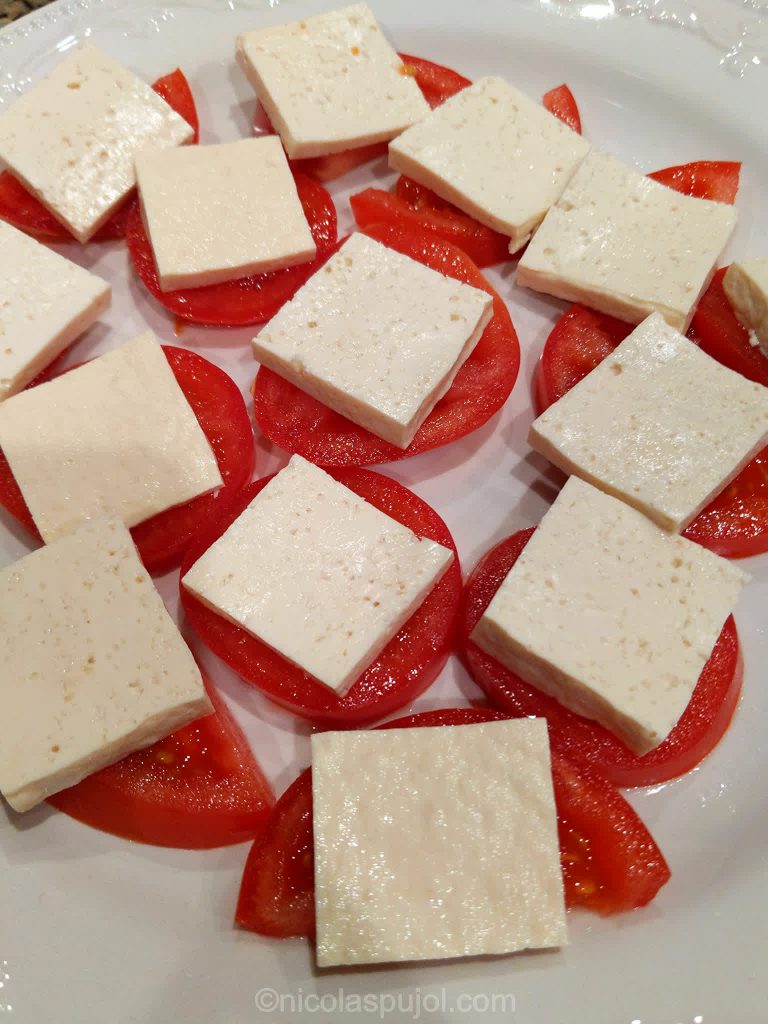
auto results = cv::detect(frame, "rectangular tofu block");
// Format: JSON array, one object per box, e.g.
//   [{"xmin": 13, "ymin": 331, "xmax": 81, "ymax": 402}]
[
  {"xmin": 312, "ymin": 719, "xmax": 567, "ymax": 966},
  {"xmin": 724, "ymin": 259, "xmax": 768, "ymax": 351},
  {"xmin": 0, "ymin": 518, "xmax": 211, "ymax": 812},
  {"xmin": 471, "ymin": 477, "xmax": 747, "ymax": 755},
  {"xmin": 0, "ymin": 332, "xmax": 222, "ymax": 543},
  {"xmin": 530, "ymin": 313, "xmax": 768, "ymax": 531},
  {"xmin": 518, "ymin": 150, "xmax": 737, "ymax": 331},
  {"xmin": 252, "ymin": 232, "xmax": 493, "ymax": 449},
  {"xmin": 136, "ymin": 136, "xmax": 316, "ymax": 291},
  {"xmin": 0, "ymin": 43, "xmax": 193, "ymax": 242},
  {"xmin": 0, "ymin": 221, "xmax": 110, "ymax": 400},
  {"xmin": 389, "ymin": 76, "xmax": 591, "ymax": 250},
  {"xmin": 236, "ymin": 3, "xmax": 429, "ymax": 159},
  {"xmin": 182, "ymin": 455, "xmax": 453, "ymax": 693}
]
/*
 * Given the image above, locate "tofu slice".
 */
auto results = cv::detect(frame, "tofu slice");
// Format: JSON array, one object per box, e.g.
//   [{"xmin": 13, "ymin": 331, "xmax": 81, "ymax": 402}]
[
  {"xmin": 530, "ymin": 313, "xmax": 768, "ymax": 532},
  {"xmin": 517, "ymin": 150, "xmax": 737, "ymax": 331},
  {"xmin": 388, "ymin": 76, "xmax": 591, "ymax": 251},
  {"xmin": 251, "ymin": 233, "xmax": 493, "ymax": 449},
  {"xmin": 0, "ymin": 332, "xmax": 222, "ymax": 544},
  {"xmin": 0, "ymin": 43, "xmax": 193, "ymax": 243},
  {"xmin": 236, "ymin": 3, "xmax": 429, "ymax": 159},
  {"xmin": 312, "ymin": 719, "xmax": 567, "ymax": 967},
  {"xmin": 0, "ymin": 518, "xmax": 212, "ymax": 812},
  {"xmin": 182, "ymin": 455, "xmax": 453, "ymax": 694},
  {"xmin": 0, "ymin": 221, "xmax": 110, "ymax": 400},
  {"xmin": 471, "ymin": 477, "xmax": 747, "ymax": 755},
  {"xmin": 136, "ymin": 137, "xmax": 316, "ymax": 291},
  {"xmin": 724, "ymin": 259, "xmax": 768, "ymax": 352}
]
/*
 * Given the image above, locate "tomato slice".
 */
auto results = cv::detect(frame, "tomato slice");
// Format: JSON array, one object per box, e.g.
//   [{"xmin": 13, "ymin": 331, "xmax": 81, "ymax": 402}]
[
  {"xmin": 280, "ymin": 52, "xmax": 471, "ymax": 182},
  {"xmin": 648, "ymin": 160, "xmax": 741, "ymax": 204},
  {"xmin": 350, "ymin": 83, "xmax": 582, "ymax": 265},
  {"xmin": 180, "ymin": 467, "xmax": 462, "ymax": 727},
  {"xmin": 252, "ymin": 221, "xmax": 520, "ymax": 466},
  {"xmin": 235, "ymin": 706, "xmax": 670, "ymax": 936},
  {"xmin": 542, "ymin": 84, "xmax": 582, "ymax": 134},
  {"xmin": 458, "ymin": 528, "xmax": 743, "ymax": 788},
  {"xmin": 126, "ymin": 173, "xmax": 338, "ymax": 327},
  {"xmin": 0, "ymin": 69, "xmax": 199, "ymax": 243},
  {"xmin": 0, "ymin": 346, "xmax": 255, "ymax": 574},
  {"xmin": 49, "ymin": 672, "xmax": 274, "ymax": 848},
  {"xmin": 691, "ymin": 267, "xmax": 768, "ymax": 388}
]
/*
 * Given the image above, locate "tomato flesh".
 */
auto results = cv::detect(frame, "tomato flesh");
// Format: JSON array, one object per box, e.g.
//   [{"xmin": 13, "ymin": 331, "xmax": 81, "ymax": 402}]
[
  {"xmin": 252, "ymin": 221, "xmax": 520, "ymax": 466},
  {"xmin": 235, "ymin": 707, "xmax": 670, "ymax": 936},
  {"xmin": 0, "ymin": 346, "xmax": 255, "ymax": 573},
  {"xmin": 126, "ymin": 173, "xmax": 337, "ymax": 326},
  {"xmin": 49, "ymin": 673, "xmax": 274, "ymax": 848},
  {"xmin": 180, "ymin": 468, "xmax": 461, "ymax": 727},
  {"xmin": 459, "ymin": 528, "xmax": 743, "ymax": 788},
  {"xmin": 0, "ymin": 69, "xmax": 199, "ymax": 242},
  {"xmin": 648, "ymin": 160, "xmax": 741, "ymax": 204},
  {"xmin": 350, "ymin": 83, "xmax": 582, "ymax": 265}
]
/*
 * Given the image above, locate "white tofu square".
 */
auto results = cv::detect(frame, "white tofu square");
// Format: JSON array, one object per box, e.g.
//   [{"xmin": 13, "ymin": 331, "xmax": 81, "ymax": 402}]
[
  {"xmin": 0, "ymin": 518, "xmax": 212, "ymax": 812},
  {"xmin": 236, "ymin": 3, "xmax": 429, "ymax": 159},
  {"xmin": 251, "ymin": 233, "xmax": 493, "ymax": 449},
  {"xmin": 312, "ymin": 719, "xmax": 567, "ymax": 967},
  {"xmin": 0, "ymin": 221, "xmax": 110, "ymax": 401},
  {"xmin": 0, "ymin": 43, "xmax": 194, "ymax": 243},
  {"xmin": 182, "ymin": 455, "xmax": 453, "ymax": 694},
  {"xmin": 471, "ymin": 477, "xmax": 747, "ymax": 755},
  {"xmin": 136, "ymin": 136, "xmax": 316, "ymax": 291},
  {"xmin": 388, "ymin": 76, "xmax": 591, "ymax": 250},
  {"xmin": 0, "ymin": 332, "xmax": 222, "ymax": 544},
  {"xmin": 530, "ymin": 313, "xmax": 768, "ymax": 532},
  {"xmin": 724, "ymin": 259, "xmax": 768, "ymax": 351},
  {"xmin": 518, "ymin": 150, "xmax": 737, "ymax": 331}
]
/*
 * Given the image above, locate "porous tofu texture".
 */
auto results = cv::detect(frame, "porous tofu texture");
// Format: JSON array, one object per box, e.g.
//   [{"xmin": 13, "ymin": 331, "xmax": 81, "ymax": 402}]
[
  {"xmin": 518, "ymin": 150, "xmax": 737, "ymax": 331},
  {"xmin": 530, "ymin": 313, "xmax": 768, "ymax": 532},
  {"xmin": 0, "ymin": 221, "xmax": 110, "ymax": 401},
  {"xmin": 251, "ymin": 233, "xmax": 493, "ymax": 449},
  {"xmin": 236, "ymin": 3, "xmax": 429, "ymax": 159},
  {"xmin": 0, "ymin": 332, "xmax": 222, "ymax": 544},
  {"xmin": 312, "ymin": 719, "xmax": 567, "ymax": 967},
  {"xmin": 389, "ymin": 76, "xmax": 591, "ymax": 250},
  {"xmin": 724, "ymin": 259, "xmax": 768, "ymax": 351},
  {"xmin": 0, "ymin": 518, "xmax": 211, "ymax": 812},
  {"xmin": 471, "ymin": 477, "xmax": 747, "ymax": 755},
  {"xmin": 136, "ymin": 137, "xmax": 316, "ymax": 291},
  {"xmin": 0, "ymin": 43, "xmax": 193, "ymax": 242},
  {"xmin": 182, "ymin": 455, "xmax": 453, "ymax": 694}
]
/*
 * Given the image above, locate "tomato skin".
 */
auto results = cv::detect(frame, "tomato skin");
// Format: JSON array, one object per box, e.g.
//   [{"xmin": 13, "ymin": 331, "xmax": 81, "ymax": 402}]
[
  {"xmin": 126, "ymin": 173, "xmax": 338, "ymax": 327},
  {"xmin": 458, "ymin": 528, "xmax": 743, "ymax": 788},
  {"xmin": 542, "ymin": 84, "xmax": 582, "ymax": 134},
  {"xmin": 235, "ymin": 706, "xmax": 670, "ymax": 936},
  {"xmin": 648, "ymin": 160, "xmax": 741, "ymax": 204},
  {"xmin": 0, "ymin": 69, "xmax": 199, "ymax": 243},
  {"xmin": 0, "ymin": 346, "xmax": 255, "ymax": 573},
  {"xmin": 49, "ymin": 673, "xmax": 275, "ymax": 849},
  {"xmin": 180, "ymin": 468, "xmax": 462, "ymax": 727},
  {"xmin": 252, "ymin": 221, "xmax": 519, "ymax": 466}
]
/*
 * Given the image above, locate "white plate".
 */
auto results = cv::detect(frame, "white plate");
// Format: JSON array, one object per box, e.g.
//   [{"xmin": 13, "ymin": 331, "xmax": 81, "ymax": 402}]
[{"xmin": 1, "ymin": 1, "xmax": 767, "ymax": 1021}]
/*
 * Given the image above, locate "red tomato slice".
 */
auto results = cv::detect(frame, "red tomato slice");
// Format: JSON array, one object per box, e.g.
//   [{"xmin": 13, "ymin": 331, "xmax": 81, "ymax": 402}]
[
  {"xmin": 235, "ymin": 706, "xmax": 670, "ymax": 935},
  {"xmin": 0, "ymin": 346, "xmax": 254, "ymax": 574},
  {"xmin": 648, "ymin": 160, "xmax": 741, "ymax": 204},
  {"xmin": 0, "ymin": 69, "xmax": 199, "ymax": 243},
  {"xmin": 397, "ymin": 52, "xmax": 471, "ymax": 107},
  {"xmin": 49, "ymin": 672, "xmax": 274, "ymax": 848},
  {"xmin": 252, "ymin": 221, "xmax": 520, "ymax": 466},
  {"xmin": 126, "ymin": 173, "xmax": 338, "ymax": 327},
  {"xmin": 350, "ymin": 83, "xmax": 582, "ymax": 265},
  {"xmin": 180, "ymin": 468, "xmax": 462, "ymax": 727},
  {"xmin": 459, "ymin": 528, "xmax": 744, "ymax": 788},
  {"xmin": 543, "ymin": 83, "xmax": 582, "ymax": 134},
  {"xmin": 691, "ymin": 267, "xmax": 768, "ymax": 388}
]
